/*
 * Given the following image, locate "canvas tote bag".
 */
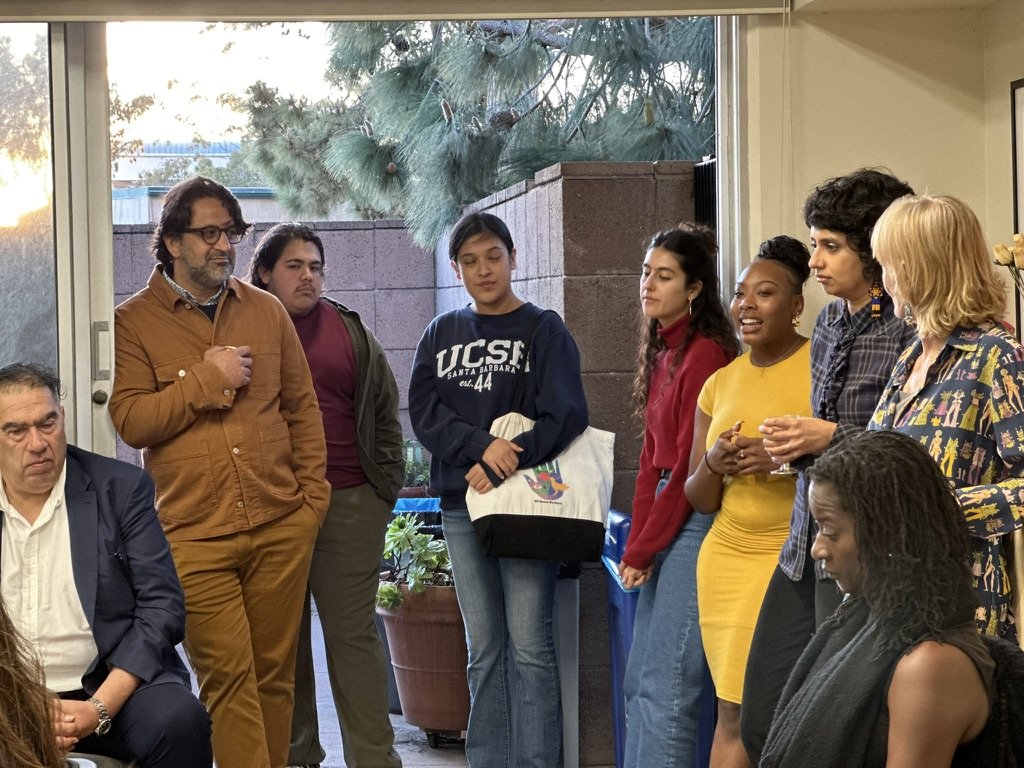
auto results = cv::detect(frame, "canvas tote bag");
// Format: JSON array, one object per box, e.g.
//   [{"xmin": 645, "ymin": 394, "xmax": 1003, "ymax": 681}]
[
  {"xmin": 466, "ymin": 412, "xmax": 615, "ymax": 561},
  {"xmin": 465, "ymin": 310, "xmax": 615, "ymax": 561}
]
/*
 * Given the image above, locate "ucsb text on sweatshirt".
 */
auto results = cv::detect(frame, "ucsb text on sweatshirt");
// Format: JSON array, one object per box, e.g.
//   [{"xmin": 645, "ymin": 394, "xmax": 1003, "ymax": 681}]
[{"xmin": 408, "ymin": 302, "xmax": 589, "ymax": 510}]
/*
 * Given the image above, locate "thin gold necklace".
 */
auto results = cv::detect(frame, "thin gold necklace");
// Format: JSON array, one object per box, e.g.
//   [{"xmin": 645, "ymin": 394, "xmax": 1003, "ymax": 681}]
[{"xmin": 749, "ymin": 336, "xmax": 805, "ymax": 373}]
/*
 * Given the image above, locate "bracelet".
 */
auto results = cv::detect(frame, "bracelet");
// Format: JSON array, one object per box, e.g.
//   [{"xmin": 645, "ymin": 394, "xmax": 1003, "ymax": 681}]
[{"xmin": 703, "ymin": 452, "xmax": 722, "ymax": 476}]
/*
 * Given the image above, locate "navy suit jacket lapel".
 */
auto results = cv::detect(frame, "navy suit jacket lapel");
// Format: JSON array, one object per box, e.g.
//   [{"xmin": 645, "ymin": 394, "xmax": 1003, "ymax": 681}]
[{"xmin": 65, "ymin": 454, "xmax": 98, "ymax": 628}]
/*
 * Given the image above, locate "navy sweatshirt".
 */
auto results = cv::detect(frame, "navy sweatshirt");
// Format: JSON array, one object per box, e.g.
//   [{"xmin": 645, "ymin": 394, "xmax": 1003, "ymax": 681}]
[{"xmin": 409, "ymin": 302, "xmax": 589, "ymax": 510}]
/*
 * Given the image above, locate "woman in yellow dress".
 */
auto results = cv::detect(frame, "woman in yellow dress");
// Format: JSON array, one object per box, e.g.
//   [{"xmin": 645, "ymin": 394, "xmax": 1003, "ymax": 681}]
[{"xmin": 685, "ymin": 236, "xmax": 813, "ymax": 768}]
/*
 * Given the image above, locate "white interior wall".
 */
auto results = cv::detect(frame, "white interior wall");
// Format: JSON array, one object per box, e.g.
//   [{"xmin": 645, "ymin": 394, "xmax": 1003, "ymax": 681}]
[
  {"xmin": 982, "ymin": 0, "xmax": 1024, "ymax": 242},
  {"xmin": 741, "ymin": 7, "xmax": 1006, "ymax": 327}
]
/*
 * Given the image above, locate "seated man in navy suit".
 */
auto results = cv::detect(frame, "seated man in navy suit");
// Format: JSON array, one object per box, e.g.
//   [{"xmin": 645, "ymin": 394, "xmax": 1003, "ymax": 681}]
[{"xmin": 0, "ymin": 363, "xmax": 212, "ymax": 767}]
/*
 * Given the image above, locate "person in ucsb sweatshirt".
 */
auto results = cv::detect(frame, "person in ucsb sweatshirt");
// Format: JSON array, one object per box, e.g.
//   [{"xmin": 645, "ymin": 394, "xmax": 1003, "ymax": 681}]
[{"xmin": 409, "ymin": 211, "xmax": 588, "ymax": 768}]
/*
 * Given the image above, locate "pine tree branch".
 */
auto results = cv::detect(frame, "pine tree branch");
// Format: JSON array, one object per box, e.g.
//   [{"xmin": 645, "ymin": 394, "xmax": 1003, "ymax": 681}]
[
  {"xmin": 474, "ymin": 19, "xmax": 572, "ymax": 49},
  {"xmin": 514, "ymin": 25, "xmax": 578, "ymax": 123}
]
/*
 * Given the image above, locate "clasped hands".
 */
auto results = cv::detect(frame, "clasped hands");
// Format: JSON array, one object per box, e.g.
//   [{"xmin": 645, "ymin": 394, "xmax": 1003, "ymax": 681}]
[
  {"xmin": 704, "ymin": 420, "xmax": 775, "ymax": 476},
  {"xmin": 51, "ymin": 697, "xmax": 100, "ymax": 754},
  {"xmin": 465, "ymin": 437, "xmax": 523, "ymax": 494}
]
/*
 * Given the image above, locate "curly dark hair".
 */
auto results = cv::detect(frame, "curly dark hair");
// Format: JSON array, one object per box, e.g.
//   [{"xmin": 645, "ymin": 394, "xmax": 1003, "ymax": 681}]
[
  {"xmin": 802, "ymin": 168, "xmax": 914, "ymax": 284},
  {"xmin": 249, "ymin": 222, "xmax": 325, "ymax": 289},
  {"xmin": 754, "ymin": 235, "xmax": 812, "ymax": 290},
  {"xmin": 632, "ymin": 225, "xmax": 739, "ymax": 421},
  {"xmin": 807, "ymin": 430, "xmax": 976, "ymax": 652},
  {"xmin": 0, "ymin": 598, "xmax": 64, "ymax": 768},
  {"xmin": 150, "ymin": 177, "xmax": 251, "ymax": 271}
]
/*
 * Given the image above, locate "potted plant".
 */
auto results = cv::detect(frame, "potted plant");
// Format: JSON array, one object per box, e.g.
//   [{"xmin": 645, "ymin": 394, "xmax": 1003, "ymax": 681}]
[{"xmin": 376, "ymin": 513, "xmax": 469, "ymax": 746}]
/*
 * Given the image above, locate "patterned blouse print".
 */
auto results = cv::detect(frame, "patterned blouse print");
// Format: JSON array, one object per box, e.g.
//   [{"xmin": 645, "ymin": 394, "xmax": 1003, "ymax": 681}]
[{"xmin": 870, "ymin": 323, "xmax": 1024, "ymax": 642}]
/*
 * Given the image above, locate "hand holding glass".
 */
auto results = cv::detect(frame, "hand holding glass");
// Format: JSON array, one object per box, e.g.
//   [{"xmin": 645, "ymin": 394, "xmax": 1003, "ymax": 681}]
[{"xmin": 764, "ymin": 415, "xmax": 799, "ymax": 475}]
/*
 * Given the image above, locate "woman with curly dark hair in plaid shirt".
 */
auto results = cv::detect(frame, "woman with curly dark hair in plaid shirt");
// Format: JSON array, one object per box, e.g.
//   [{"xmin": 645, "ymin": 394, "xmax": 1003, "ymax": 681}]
[{"xmin": 741, "ymin": 168, "xmax": 916, "ymax": 765}]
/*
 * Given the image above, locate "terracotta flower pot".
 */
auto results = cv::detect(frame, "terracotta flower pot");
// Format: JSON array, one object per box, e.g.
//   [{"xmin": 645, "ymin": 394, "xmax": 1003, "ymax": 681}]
[
  {"xmin": 376, "ymin": 584, "xmax": 470, "ymax": 733},
  {"xmin": 397, "ymin": 485, "xmax": 432, "ymax": 498}
]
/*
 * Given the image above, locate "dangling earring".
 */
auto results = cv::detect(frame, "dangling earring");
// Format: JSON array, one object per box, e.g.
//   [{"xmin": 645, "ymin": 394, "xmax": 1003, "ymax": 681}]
[
  {"xmin": 791, "ymin": 313, "xmax": 801, "ymax": 327},
  {"xmin": 902, "ymin": 303, "xmax": 915, "ymax": 326},
  {"xmin": 869, "ymin": 279, "xmax": 883, "ymax": 319}
]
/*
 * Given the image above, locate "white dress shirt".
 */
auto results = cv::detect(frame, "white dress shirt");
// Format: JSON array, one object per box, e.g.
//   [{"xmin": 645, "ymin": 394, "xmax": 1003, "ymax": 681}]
[{"xmin": 1, "ymin": 463, "xmax": 99, "ymax": 692}]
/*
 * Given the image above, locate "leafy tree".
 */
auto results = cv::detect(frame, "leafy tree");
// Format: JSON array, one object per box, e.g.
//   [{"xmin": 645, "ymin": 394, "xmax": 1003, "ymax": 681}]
[
  {"xmin": 110, "ymin": 88, "xmax": 157, "ymax": 172},
  {"xmin": 135, "ymin": 145, "xmax": 269, "ymax": 187},
  {"xmin": 0, "ymin": 31, "xmax": 154, "ymax": 171},
  {"xmin": 233, "ymin": 82, "xmax": 356, "ymax": 215},
  {"xmin": 0, "ymin": 32, "xmax": 152, "ymax": 369},
  {"xmin": 0, "ymin": 33, "xmax": 49, "ymax": 167},
  {"xmin": 243, "ymin": 18, "xmax": 714, "ymax": 245}
]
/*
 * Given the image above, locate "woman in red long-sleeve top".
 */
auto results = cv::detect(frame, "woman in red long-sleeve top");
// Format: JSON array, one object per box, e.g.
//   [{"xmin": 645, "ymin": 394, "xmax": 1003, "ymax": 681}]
[{"xmin": 619, "ymin": 225, "xmax": 737, "ymax": 768}]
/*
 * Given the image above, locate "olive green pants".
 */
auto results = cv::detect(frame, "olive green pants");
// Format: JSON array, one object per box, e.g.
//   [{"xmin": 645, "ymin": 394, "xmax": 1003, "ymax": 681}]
[{"xmin": 288, "ymin": 484, "xmax": 401, "ymax": 768}]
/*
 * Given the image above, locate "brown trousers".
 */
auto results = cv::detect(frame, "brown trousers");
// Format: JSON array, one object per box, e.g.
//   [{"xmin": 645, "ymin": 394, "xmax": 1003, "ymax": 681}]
[{"xmin": 170, "ymin": 506, "xmax": 318, "ymax": 768}]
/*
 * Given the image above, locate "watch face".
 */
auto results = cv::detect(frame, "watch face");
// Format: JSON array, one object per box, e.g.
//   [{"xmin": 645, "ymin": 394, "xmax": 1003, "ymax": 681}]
[{"xmin": 96, "ymin": 718, "xmax": 112, "ymax": 735}]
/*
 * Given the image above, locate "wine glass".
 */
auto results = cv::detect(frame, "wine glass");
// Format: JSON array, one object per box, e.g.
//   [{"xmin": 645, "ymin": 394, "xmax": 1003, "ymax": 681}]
[
  {"xmin": 767, "ymin": 415, "xmax": 799, "ymax": 476},
  {"xmin": 770, "ymin": 460, "xmax": 797, "ymax": 476}
]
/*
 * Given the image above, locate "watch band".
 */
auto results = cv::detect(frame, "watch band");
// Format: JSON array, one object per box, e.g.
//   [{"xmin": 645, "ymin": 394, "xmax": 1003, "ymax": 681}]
[{"xmin": 87, "ymin": 695, "xmax": 112, "ymax": 735}]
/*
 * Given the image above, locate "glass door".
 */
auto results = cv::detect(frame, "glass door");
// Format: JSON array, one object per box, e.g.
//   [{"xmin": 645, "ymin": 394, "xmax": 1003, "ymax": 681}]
[
  {"xmin": 0, "ymin": 24, "xmax": 57, "ymax": 370},
  {"xmin": 0, "ymin": 23, "xmax": 117, "ymax": 453}
]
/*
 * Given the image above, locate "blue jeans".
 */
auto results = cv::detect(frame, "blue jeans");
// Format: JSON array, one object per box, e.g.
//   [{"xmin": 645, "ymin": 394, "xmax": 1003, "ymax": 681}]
[
  {"xmin": 442, "ymin": 506, "xmax": 562, "ymax": 768},
  {"xmin": 623, "ymin": 503, "xmax": 714, "ymax": 768}
]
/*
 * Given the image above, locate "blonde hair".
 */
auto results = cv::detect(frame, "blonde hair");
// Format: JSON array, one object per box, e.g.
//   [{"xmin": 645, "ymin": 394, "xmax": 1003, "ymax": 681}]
[{"xmin": 871, "ymin": 194, "xmax": 1005, "ymax": 339}]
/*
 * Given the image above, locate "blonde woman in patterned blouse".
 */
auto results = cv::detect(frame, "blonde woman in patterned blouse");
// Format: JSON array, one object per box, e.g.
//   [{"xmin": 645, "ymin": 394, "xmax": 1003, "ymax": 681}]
[{"xmin": 869, "ymin": 193, "xmax": 1023, "ymax": 642}]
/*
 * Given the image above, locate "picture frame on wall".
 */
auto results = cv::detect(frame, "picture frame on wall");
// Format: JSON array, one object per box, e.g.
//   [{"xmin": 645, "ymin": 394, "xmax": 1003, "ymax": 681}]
[{"xmin": 1012, "ymin": 78, "xmax": 1024, "ymax": 334}]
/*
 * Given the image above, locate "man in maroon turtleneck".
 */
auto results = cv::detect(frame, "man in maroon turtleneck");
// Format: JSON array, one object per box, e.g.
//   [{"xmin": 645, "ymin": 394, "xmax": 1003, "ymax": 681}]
[{"xmin": 250, "ymin": 223, "xmax": 405, "ymax": 768}]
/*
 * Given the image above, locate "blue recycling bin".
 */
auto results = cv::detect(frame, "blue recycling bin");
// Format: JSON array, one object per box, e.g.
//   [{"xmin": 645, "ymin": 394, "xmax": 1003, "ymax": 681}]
[
  {"xmin": 392, "ymin": 495, "xmax": 443, "ymax": 534},
  {"xmin": 603, "ymin": 509, "xmax": 640, "ymax": 768},
  {"xmin": 603, "ymin": 509, "xmax": 716, "ymax": 768}
]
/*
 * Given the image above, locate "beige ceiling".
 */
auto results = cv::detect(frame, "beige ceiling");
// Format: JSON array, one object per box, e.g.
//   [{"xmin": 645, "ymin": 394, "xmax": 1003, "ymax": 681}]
[
  {"xmin": 0, "ymin": 0, "xmax": 786, "ymax": 22},
  {"xmin": 0, "ymin": 0, "xmax": 999, "ymax": 21},
  {"xmin": 795, "ymin": 0, "xmax": 995, "ymax": 10}
]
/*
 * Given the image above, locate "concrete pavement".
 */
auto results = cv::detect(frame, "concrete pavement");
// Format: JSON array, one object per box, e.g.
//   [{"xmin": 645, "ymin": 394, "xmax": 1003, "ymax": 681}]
[
  {"xmin": 178, "ymin": 604, "xmax": 467, "ymax": 768},
  {"xmin": 308, "ymin": 604, "xmax": 468, "ymax": 768}
]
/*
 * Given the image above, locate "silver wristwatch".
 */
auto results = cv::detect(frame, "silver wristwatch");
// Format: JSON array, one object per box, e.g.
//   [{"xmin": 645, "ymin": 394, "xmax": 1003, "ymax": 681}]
[{"xmin": 87, "ymin": 696, "xmax": 112, "ymax": 735}]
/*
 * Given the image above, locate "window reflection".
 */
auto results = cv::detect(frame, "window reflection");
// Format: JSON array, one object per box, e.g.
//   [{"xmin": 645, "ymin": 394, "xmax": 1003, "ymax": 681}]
[{"xmin": 0, "ymin": 24, "xmax": 56, "ymax": 369}]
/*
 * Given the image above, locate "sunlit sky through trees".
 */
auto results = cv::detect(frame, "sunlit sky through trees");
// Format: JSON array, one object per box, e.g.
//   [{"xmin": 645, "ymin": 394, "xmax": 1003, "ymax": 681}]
[{"xmin": 107, "ymin": 22, "xmax": 335, "ymax": 145}]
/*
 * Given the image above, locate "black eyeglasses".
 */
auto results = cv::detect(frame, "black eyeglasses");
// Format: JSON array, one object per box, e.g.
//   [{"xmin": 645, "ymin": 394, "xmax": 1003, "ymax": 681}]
[{"xmin": 181, "ymin": 226, "xmax": 245, "ymax": 245}]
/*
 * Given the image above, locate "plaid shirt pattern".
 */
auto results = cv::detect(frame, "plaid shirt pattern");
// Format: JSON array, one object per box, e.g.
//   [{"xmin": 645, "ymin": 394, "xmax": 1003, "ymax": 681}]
[{"xmin": 778, "ymin": 296, "xmax": 914, "ymax": 580}]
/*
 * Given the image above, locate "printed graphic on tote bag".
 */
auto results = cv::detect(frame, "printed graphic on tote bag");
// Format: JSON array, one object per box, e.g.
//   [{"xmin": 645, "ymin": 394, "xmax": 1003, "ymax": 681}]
[{"xmin": 525, "ymin": 460, "xmax": 569, "ymax": 501}]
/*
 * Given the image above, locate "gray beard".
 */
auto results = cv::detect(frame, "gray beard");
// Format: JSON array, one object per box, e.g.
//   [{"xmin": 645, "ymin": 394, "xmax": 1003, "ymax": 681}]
[{"xmin": 181, "ymin": 259, "xmax": 233, "ymax": 292}]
